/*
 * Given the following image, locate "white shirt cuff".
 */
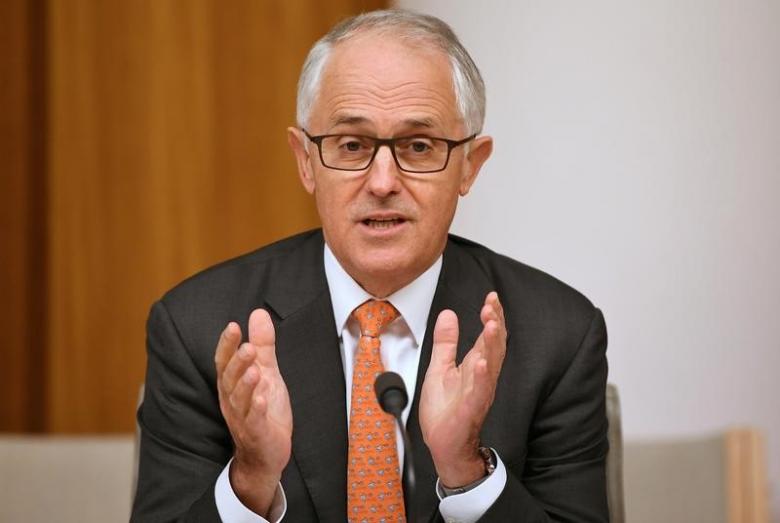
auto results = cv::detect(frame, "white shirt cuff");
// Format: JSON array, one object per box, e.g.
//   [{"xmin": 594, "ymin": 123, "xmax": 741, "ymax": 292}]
[
  {"xmin": 214, "ymin": 459, "xmax": 287, "ymax": 523},
  {"xmin": 436, "ymin": 449, "xmax": 508, "ymax": 523}
]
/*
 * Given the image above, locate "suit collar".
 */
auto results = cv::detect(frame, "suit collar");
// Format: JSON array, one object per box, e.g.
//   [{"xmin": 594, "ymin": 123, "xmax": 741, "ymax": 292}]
[{"xmin": 263, "ymin": 229, "xmax": 329, "ymax": 321}]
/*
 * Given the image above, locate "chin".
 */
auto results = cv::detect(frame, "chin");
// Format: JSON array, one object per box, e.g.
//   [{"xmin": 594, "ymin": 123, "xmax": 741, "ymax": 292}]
[
  {"xmin": 329, "ymin": 230, "xmax": 440, "ymax": 292},
  {"xmin": 357, "ymin": 253, "xmax": 412, "ymax": 277}
]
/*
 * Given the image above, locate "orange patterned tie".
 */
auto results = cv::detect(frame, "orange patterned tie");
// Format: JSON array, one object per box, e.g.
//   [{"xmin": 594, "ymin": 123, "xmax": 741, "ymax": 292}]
[{"xmin": 348, "ymin": 300, "xmax": 406, "ymax": 523}]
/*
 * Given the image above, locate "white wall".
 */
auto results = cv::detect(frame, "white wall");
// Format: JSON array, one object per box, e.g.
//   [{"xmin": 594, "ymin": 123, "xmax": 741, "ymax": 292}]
[{"xmin": 398, "ymin": 0, "xmax": 780, "ymax": 518}]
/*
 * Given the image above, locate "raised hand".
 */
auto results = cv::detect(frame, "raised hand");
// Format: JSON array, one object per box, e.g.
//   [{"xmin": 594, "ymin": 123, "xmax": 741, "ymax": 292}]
[
  {"xmin": 214, "ymin": 308, "xmax": 293, "ymax": 516},
  {"xmin": 418, "ymin": 292, "xmax": 507, "ymax": 487}
]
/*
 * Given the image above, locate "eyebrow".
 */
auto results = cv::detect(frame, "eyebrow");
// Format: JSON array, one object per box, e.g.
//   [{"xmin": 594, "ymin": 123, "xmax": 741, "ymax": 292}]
[
  {"xmin": 402, "ymin": 117, "xmax": 436, "ymax": 129},
  {"xmin": 327, "ymin": 115, "xmax": 440, "ymax": 132},
  {"xmin": 330, "ymin": 115, "xmax": 369, "ymax": 127}
]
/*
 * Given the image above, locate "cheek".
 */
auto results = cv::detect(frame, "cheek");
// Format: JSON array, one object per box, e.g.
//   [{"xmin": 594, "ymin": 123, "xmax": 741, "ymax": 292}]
[
  {"xmin": 431, "ymin": 195, "xmax": 459, "ymax": 233},
  {"xmin": 413, "ymin": 179, "xmax": 460, "ymax": 223},
  {"xmin": 313, "ymin": 179, "xmax": 354, "ymax": 229}
]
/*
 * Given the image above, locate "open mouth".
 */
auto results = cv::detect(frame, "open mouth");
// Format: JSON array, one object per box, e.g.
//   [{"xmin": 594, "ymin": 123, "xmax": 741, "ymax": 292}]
[{"xmin": 361, "ymin": 218, "xmax": 405, "ymax": 229}]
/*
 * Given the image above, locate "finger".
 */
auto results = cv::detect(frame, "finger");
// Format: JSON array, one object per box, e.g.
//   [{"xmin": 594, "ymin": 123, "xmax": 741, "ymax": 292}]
[
  {"xmin": 480, "ymin": 291, "xmax": 502, "ymax": 326},
  {"xmin": 481, "ymin": 319, "xmax": 506, "ymax": 377},
  {"xmin": 480, "ymin": 303, "xmax": 498, "ymax": 328},
  {"xmin": 464, "ymin": 356, "xmax": 492, "ymax": 412},
  {"xmin": 228, "ymin": 363, "xmax": 260, "ymax": 417},
  {"xmin": 221, "ymin": 342, "xmax": 256, "ymax": 395},
  {"xmin": 248, "ymin": 309, "xmax": 275, "ymax": 349},
  {"xmin": 460, "ymin": 331, "xmax": 486, "ymax": 386},
  {"xmin": 481, "ymin": 292, "xmax": 507, "ymax": 347},
  {"xmin": 215, "ymin": 322, "xmax": 241, "ymax": 377},
  {"xmin": 429, "ymin": 309, "xmax": 459, "ymax": 372},
  {"xmin": 482, "ymin": 319, "xmax": 501, "ymax": 351},
  {"xmin": 248, "ymin": 309, "xmax": 280, "ymax": 368},
  {"xmin": 492, "ymin": 292, "xmax": 506, "ymax": 325},
  {"xmin": 246, "ymin": 390, "xmax": 269, "ymax": 428}
]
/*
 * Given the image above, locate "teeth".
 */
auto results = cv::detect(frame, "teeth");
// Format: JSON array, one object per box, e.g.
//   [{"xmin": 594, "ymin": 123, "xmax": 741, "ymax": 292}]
[{"xmin": 365, "ymin": 218, "xmax": 402, "ymax": 229}]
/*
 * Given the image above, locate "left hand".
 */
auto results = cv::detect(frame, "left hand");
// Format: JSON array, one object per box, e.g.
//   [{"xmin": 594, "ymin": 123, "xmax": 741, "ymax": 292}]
[{"xmin": 418, "ymin": 291, "xmax": 507, "ymax": 488}]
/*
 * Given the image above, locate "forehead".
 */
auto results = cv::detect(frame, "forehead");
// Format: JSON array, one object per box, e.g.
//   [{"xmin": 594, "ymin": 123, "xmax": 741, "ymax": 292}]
[{"xmin": 312, "ymin": 32, "xmax": 462, "ymax": 133}]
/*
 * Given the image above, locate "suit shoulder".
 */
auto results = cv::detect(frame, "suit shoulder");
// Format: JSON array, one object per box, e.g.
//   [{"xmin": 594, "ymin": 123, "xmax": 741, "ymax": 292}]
[
  {"xmin": 447, "ymin": 236, "xmax": 605, "ymax": 392},
  {"xmin": 447, "ymin": 234, "xmax": 597, "ymax": 318},
  {"xmin": 159, "ymin": 229, "xmax": 322, "ymax": 309}
]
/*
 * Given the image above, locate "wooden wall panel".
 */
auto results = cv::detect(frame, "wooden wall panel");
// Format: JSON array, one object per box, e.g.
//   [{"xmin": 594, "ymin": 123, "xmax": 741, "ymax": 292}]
[
  {"xmin": 0, "ymin": 0, "xmax": 30, "ymax": 432},
  {"xmin": 42, "ymin": 0, "xmax": 386, "ymax": 433},
  {"xmin": 0, "ymin": 0, "xmax": 47, "ymax": 432}
]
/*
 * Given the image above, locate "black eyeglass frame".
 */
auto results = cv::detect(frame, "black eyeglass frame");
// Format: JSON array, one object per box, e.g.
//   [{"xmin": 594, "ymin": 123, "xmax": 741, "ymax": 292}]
[{"xmin": 302, "ymin": 129, "xmax": 477, "ymax": 174}]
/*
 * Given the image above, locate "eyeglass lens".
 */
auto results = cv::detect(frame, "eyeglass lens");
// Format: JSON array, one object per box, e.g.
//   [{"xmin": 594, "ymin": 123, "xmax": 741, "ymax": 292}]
[{"xmin": 320, "ymin": 135, "xmax": 450, "ymax": 172}]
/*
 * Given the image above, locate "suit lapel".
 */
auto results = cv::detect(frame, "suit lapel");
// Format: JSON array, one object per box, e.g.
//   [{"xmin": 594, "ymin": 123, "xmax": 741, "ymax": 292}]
[
  {"xmin": 264, "ymin": 232, "xmax": 348, "ymax": 521},
  {"xmin": 406, "ymin": 237, "xmax": 493, "ymax": 521}
]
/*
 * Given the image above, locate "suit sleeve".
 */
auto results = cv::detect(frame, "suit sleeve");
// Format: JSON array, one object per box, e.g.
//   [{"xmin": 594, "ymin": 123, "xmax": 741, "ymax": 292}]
[
  {"xmin": 131, "ymin": 300, "xmax": 232, "ymax": 522},
  {"xmin": 477, "ymin": 307, "xmax": 610, "ymax": 522}
]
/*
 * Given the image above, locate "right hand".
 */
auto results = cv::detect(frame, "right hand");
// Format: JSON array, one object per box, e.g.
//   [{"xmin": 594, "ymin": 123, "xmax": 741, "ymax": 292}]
[{"xmin": 215, "ymin": 308, "xmax": 293, "ymax": 516}]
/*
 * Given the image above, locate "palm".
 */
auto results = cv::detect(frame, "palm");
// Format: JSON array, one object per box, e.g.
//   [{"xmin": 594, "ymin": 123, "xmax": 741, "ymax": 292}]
[
  {"xmin": 215, "ymin": 308, "xmax": 294, "ymax": 477},
  {"xmin": 214, "ymin": 308, "xmax": 294, "ymax": 513},
  {"xmin": 419, "ymin": 314, "xmax": 488, "ymax": 452},
  {"xmin": 418, "ymin": 293, "xmax": 506, "ymax": 478}
]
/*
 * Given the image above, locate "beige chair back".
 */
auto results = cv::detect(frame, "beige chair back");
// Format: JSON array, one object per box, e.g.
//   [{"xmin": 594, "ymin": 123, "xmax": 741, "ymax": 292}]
[
  {"xmin": 624, "ymin": 428, "xmax": 769, "ymax": 523},
  {"xmin": 0, "ymin": 435, "xmax": 134, "ymax": 522},
  {"xmin": 606, "ymin": 383, "xmax": 626, "ymax": 522}
]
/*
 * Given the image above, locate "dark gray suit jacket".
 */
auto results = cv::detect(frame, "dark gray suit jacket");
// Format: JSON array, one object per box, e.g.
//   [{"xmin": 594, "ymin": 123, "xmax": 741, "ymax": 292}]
[{"xmin": 131, "ymin": 229, "xmax": 609, "ymax": 522}]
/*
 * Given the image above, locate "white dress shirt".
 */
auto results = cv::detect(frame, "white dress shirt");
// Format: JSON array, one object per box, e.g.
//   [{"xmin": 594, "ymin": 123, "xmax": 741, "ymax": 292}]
[{"xmin": 214, "ymin": 244, "xmax": 507, "ymax": 522}]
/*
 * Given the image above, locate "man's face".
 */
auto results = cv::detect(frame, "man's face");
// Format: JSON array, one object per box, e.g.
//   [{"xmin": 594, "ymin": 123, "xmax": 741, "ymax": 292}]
[{"xmin": 288, "ymin": 33, "xmax": 492, "ymax": 297}]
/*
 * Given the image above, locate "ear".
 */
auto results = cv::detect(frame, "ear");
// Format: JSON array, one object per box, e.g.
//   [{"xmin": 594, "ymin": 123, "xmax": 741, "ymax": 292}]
[
  {"xmin": 287, "ymin": 127, "xmax": 316, "ymax": 194},
  {"xmin": 458, "ymin": 135, "xmax": 493, "ymax": 196}
]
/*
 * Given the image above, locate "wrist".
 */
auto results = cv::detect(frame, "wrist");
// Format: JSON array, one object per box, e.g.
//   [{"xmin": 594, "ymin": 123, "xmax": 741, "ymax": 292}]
[
  {"xmin": 435, "ymin": 448, "xmax": 486, "ymax": 489},
  {"xmin": 229, "ymin": 459, "xmax": 281, "ymax": 517}
]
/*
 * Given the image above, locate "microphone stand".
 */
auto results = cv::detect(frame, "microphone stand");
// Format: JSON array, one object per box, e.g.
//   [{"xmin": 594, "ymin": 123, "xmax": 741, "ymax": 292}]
[{"xmin": 375, "ymin": 371, "xmax": 416, "ymax": 523}]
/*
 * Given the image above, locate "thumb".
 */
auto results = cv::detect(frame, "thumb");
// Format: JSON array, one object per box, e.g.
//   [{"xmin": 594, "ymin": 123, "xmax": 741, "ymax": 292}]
[{"xmin": 429, "ymin": 309, "xmax": 459, "ymax": 372}]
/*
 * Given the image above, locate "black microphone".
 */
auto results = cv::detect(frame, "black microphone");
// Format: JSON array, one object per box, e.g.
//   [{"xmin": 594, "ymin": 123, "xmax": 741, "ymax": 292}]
[{"xmin": 374, "ymin": 371, "xmax": 416, "ymax": 521}]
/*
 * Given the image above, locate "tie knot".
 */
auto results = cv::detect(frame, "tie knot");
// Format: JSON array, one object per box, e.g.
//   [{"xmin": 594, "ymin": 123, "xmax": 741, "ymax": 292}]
[{"xmin": 352, "ymin": 300, "xmax": 399, "ymax": 338}]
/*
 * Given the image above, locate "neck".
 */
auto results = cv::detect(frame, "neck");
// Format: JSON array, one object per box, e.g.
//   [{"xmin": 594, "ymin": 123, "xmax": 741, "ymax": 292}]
[
  {"xmin": 328, "ymin": 253, "xmax": 442, "ymax": 299},
  {"xmin": 356, "ymin": 276, "xmax": 409, "ymax": 299}
]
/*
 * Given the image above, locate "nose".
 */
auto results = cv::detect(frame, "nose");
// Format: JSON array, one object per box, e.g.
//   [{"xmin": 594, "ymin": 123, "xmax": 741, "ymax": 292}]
[{"xmin": 364, "ymin": 143, "xmax": 401, "ymax": 197}]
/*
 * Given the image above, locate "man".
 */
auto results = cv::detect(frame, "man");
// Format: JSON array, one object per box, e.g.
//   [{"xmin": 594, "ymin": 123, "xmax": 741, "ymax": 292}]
[{"xmin": 132, "ymin": 9, "xmax": 609, "ymax": 523}]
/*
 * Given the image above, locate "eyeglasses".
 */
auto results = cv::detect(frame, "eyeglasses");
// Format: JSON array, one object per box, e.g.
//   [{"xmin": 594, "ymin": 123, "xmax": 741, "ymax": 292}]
[{"xmin": 302, "ymin": 129, "xmax": 476, "ymax": 174}]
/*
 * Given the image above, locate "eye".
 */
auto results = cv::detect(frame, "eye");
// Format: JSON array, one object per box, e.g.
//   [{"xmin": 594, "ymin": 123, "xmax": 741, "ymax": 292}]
[
  {"xmin": 411, "ymin": 141, "xmax": 431, "ymax": 153},
  {"xmin": 398, "ymin": 137, "xmax": 434, "ymax": 154},
  {"xmin": 335, "ymin": 136, "xmax": 371, "ymax": 153}
]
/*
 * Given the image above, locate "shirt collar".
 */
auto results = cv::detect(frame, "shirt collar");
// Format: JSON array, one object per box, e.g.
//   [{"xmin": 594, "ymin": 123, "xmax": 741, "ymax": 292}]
[{"xmin": 323, "ymin": 243, "xmax": 442, "ymax": 347}]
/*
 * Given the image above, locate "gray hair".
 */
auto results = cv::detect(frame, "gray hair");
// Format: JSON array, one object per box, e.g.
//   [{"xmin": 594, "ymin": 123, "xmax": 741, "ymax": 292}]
[{"xmin": 296, "ymin": 9, "xmax": 486, "ymax": 135}]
